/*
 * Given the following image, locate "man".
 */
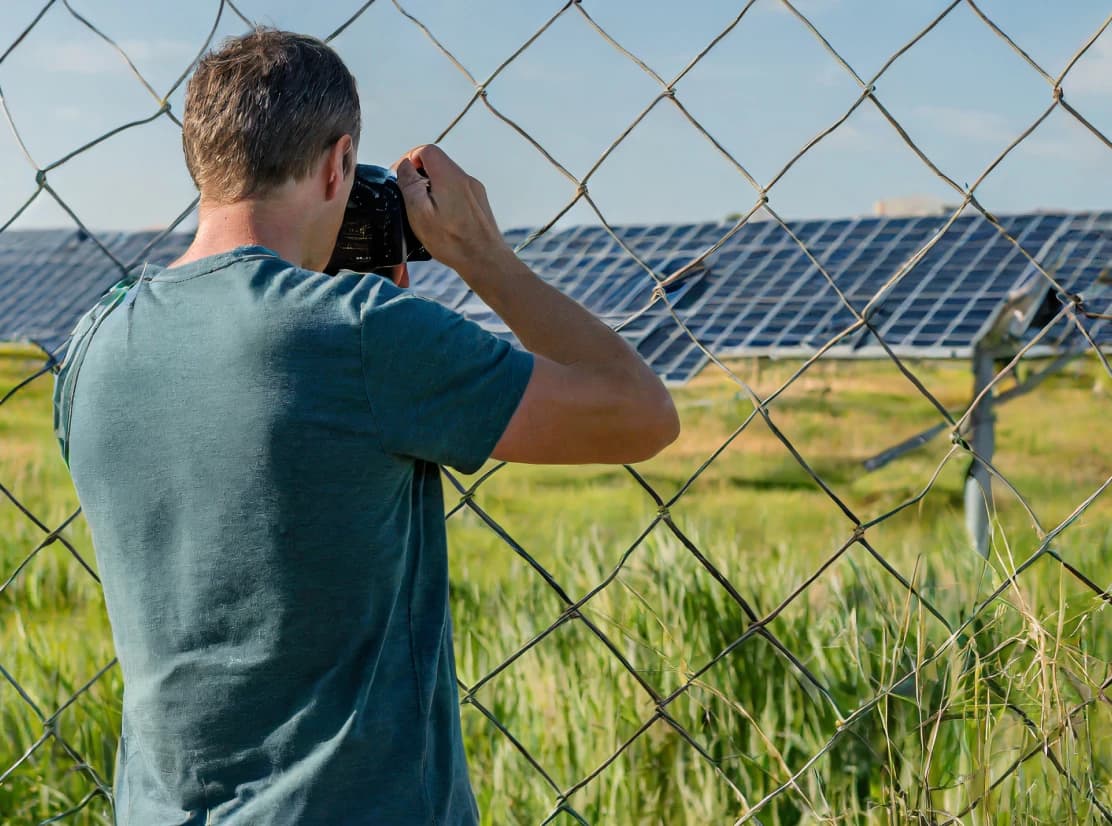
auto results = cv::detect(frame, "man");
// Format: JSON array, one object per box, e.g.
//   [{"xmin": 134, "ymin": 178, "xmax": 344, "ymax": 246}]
[{"xmin": 53, "ymin": 28, "xmax": 678, "ymax": 825}]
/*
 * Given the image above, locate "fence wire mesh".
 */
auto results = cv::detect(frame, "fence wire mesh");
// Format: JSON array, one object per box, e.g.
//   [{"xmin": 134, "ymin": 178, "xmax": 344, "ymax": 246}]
[{"xmin": 1, "ymin": 1, "xmax": 1110, "ymax": 824}]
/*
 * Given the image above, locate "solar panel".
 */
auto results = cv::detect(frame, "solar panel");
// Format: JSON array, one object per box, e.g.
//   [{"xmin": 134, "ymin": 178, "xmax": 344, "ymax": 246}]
[
  {"xmin": 0, "ymin": 229, "xmax": 190, "ymax": 356},
  {"xmin": 1, "ymin": 212, "xmax": 1108, "ymax": 382}
]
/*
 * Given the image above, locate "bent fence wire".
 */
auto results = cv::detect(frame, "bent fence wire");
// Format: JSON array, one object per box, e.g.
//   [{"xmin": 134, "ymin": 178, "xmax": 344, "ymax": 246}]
[{"xmin": 1, "ymin": 1, "xmax": 1110, "ymax": 824}]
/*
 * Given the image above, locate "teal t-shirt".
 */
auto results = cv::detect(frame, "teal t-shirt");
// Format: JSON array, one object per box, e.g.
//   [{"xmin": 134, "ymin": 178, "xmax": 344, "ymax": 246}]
[{"xmin": 52, "ymin": 247, "xmax": 533, "ymax": 825}]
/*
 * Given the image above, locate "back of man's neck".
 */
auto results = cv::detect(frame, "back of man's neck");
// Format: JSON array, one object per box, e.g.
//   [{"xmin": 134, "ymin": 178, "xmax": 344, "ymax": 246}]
[{"xmin": 170, "ymin": 199, "xmax": 309, "ymax": 270}]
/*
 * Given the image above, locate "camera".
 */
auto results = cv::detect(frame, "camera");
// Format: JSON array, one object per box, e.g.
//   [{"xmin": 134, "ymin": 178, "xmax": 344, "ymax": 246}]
[{"xmin": 324, "ymin": 164, "xmax": 431, "ymax": 276}]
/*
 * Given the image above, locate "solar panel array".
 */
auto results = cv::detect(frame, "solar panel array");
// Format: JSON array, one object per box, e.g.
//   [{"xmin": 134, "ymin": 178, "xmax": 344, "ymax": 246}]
[
  {"xmin": 1, "ymin": 211, "xmax": 1108, "ymax": 383},
  {"xmin": 413, "ymin": 210, "xmax": 1112, "ymax": 383}
]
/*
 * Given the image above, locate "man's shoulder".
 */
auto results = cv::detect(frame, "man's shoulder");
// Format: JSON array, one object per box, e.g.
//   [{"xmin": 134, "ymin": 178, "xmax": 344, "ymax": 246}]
[
  {"xmin": 172, "ymin": 255, "xmax": 408, "ymax": 332},
  {"xmin": 280, "ymin": 265, "xmax": 440, "ymax": 324}
]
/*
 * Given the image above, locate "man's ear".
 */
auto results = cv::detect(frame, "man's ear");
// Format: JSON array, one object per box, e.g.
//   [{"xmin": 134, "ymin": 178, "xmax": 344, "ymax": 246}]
[{"xmin": 324, "ymin": 134, "xmax": 355, "ymax": 202}]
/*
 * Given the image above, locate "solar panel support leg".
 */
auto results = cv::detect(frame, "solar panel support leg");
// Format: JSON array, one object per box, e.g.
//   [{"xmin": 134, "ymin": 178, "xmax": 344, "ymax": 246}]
[{"xmin": 964, "ymin": 344, "xmax": 996, "ymax": 558}]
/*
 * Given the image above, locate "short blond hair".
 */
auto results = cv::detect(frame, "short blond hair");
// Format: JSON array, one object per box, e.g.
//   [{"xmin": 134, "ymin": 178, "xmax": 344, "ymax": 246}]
[{"xmin": 182, "ymin": 28, "xmax": 361, "ymax": 202}]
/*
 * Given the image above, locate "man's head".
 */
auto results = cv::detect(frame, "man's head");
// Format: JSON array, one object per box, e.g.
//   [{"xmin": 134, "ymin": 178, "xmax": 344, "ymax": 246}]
[
  {"xmin": 183, "ymin": 28, "xmax": 360, "ymax": 202},
  {"xmin": 181, "ymin": 29, "xmax": 360, "ymax": 271}
]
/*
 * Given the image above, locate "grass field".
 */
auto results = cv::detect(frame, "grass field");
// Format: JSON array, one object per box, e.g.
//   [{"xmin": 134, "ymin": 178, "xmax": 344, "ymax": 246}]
[{"xmin": 1, "ymin": 343, "xmax": 1109, "ymax": 824}]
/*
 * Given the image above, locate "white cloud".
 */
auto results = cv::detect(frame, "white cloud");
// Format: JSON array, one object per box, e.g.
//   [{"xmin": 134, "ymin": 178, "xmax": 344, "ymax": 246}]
[
  {"xmin": 36, "ymin": 38, "xmax": 196, "ymax": 77},
  {"xmin": 764, "ymin": 0, "xmax": 842, "ymax": 17},
  {"xmin": 818, "ymin": 105, "xmax": 892, "ymax": 152},
  {"xmin": 815, "ymin": 61, "xmax": 852, "ymax": 88},
  {"xmin": 911, "ymin": 105, "xmax": 1016, "ymax": 145},
  {"xmin": 821, "ymin": 121, "xmax": 874, "ymax": 151},
  {"xmin": 1063, "ymin": 35, "xmax": 1112, "ymax": 97},
  {"xmin": 51, "ymin": 105, "xmax": 86, "ymax": 122},
  {"xmin": 1015, "ymin": 122, "xmax": 1109, "ymax": 165}
]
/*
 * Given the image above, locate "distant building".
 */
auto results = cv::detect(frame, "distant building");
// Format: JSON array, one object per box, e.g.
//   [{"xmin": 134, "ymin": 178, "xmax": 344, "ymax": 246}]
[{"xmin": 872, "ymin": 196, "xmax": 950, "ymax": 217}]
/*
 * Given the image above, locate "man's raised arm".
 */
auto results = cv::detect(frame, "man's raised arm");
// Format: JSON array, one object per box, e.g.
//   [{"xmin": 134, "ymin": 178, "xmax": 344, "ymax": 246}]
[{"xmin": 396, "ymin": 145, "xmax": 679, "ymax": 465}]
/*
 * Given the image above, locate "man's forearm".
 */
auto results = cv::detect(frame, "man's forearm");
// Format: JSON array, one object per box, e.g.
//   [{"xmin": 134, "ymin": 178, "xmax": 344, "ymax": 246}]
[{"xmin": 458, "ymin": 245, "xmax": 660, "ymax": 387}]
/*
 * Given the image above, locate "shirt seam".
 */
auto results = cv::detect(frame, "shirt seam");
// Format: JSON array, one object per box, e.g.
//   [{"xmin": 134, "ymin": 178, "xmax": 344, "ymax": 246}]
[
  {"xmin": 152, "ymin": 253, "xmax": 281, "ymax": 284},
  {"xmin": 358, "ymin": 304, "xmax": 394, "ymax": 456},
  {"xmin": 361, "ymin": 293, "xmax": 438, "ymax": 823},
  {"xmin": 408, "ymin": 492, "xmax": 439, "ymax": 826}
]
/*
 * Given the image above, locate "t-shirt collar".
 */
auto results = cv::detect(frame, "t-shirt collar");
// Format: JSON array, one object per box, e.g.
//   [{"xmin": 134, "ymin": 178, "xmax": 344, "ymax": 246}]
[{"xmin": 150, "ymin": 245, "xmax": 285, "ymax": 282}]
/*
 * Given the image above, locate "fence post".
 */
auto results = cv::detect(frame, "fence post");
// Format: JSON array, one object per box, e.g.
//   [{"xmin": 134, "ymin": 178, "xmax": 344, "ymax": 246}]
[{"xmin": 964, "ymin": 342, "xmax": 996, "ymax": 558}]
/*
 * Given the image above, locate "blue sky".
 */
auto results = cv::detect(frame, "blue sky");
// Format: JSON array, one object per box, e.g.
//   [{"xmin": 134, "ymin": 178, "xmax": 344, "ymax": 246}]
[{"xmin": 1, "ymin": 0, "xmax": 1110, "ymax": 233}]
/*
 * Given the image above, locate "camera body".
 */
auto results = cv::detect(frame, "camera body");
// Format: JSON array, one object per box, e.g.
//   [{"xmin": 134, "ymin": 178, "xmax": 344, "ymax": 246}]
[{"xmin": 324, "ymin": 164, "xmax": 431, "ymax": 276}]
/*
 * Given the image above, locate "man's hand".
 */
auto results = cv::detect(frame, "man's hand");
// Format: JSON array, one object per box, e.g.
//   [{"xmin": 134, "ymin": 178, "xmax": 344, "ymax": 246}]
[{"xmin": 394, "ymin": 145, "xmax": 509, "ymax": 277}]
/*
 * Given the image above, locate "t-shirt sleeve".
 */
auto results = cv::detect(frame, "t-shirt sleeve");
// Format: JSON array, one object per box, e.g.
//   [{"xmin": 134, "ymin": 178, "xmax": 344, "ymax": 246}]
[{"xmin": 360, "ymin": 291, "xmax": 534, "ymax": 473}]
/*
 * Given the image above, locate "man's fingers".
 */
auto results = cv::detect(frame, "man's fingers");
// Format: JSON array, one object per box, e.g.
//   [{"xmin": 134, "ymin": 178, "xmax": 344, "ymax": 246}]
[
  {"xmin": 393, "ymin": 143, "xmax": 503, "ymax": 272},
  {"xmin": 396, "ymin": 158, "xmax": 433, "ymax": 209},
  {"xmin": 395, "ymin": 157, "xmax": 423, "ymax": 189},
  {"xmin": 406, "ymin": 144, "xmax": 465, "ymax": 184}
]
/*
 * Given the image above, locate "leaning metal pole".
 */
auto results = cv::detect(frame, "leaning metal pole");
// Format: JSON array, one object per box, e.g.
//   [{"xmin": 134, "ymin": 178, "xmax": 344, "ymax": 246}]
[
  {"xmin": 965, "ymin": 341, "xmax": 996, "ymax": 558},
  {"xmin": 962, "ymin": 272, "xmax": 1062, "ymax": 559}
]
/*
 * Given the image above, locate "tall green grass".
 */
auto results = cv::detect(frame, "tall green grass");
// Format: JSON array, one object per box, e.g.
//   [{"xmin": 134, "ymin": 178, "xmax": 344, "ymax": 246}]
[{"xmin": 2, "ymin": 345, "xmax": 1109, "ymax": 824}]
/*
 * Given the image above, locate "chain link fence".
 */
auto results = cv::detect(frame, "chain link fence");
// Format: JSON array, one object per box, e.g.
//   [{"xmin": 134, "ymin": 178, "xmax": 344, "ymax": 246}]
[{"xmin": 2, "ymin": 1, "xmax": 1110, "ymax": 823}]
